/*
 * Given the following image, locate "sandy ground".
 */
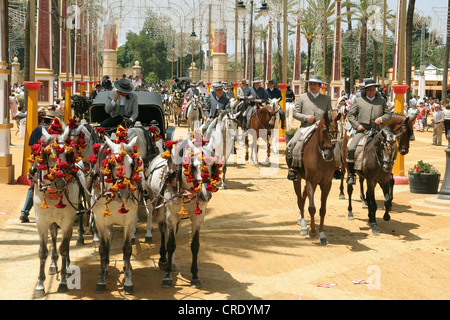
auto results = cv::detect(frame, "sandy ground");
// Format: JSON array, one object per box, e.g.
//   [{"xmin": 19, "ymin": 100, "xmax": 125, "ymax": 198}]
[{"xmin": 0, "ymin": 119, "xmax": 449, "ymax": 301}]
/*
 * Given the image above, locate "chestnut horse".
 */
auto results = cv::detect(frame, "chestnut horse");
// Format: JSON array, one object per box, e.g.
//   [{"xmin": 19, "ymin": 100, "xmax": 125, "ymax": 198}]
[
  {"xmin": 289, "ymin": 112, "xmax": 336, "ymax": 245},
  {"xmin": 245, "ymin": 103, "xmax": 279, "ymax": 166}
]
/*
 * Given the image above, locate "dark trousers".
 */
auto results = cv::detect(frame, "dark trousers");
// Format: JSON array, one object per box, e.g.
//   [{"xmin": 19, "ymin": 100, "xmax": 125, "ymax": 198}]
[
  {"xmin": 444, "ymin": 119, "xmax": 450, "ymax": 139},
  {"xmin": 100, "ymin": 115, "xmax": 124, "ymax": 128}
]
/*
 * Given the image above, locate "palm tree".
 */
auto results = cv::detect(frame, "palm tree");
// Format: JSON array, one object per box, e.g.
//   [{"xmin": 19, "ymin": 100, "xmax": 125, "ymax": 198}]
[
  {"xmin": 301, "ymin": 5, "xmax": 319, "ymax": 91},
  {"xmin": 343, "ymin": 0, "xmax": 355, "ymax": 92},
  {"xmin": 442, "ymin": 0, "xmax": 450, "ymax": 102},
  {"xmin": 405, "ymin": 0, "xmax": 416, "ymax": 100}
]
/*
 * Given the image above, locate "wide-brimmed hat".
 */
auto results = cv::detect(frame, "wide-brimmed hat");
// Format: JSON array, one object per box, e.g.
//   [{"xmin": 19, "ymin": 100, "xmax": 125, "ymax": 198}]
[
  {"xmin": 114, "ymin": 78, "xmax": 135, "ymax": 93},
  {"xmin": 268, "ymin": 80, "xmax": 274, "ymax": 85},
  {"xmin": 253, "ymin": 77, "xmax": 263, "ymax": 84},
  {"xmin": 213, "ymin": 82, "xmax": 224, "ymax": 89},
  {"xmin": 363, "ymin": 78, "xmax": 380, "ymax": 89},
  {"xmin": 241, "ymin": 79, "xmax": 247, "ymax": 83},
  {"xmin": 304, "ymin": 75, "xmax": 327, "ymax": 85}
]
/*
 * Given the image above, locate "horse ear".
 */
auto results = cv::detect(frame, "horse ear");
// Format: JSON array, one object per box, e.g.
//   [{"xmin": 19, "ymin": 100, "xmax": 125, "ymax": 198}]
[
  {"xmin": 61, "ymin": 125, "xmax": 70, "ymax": 142},
  {"xmin": 105, "ymin": 136, "xmax": 115, "ymax": 150},
  {"xmin": 127, "ymin": 136, "xmax": 138, "ymax": 149},
  {"xmin": 234, "ymin": 111, "xmax": 241, "ymax": 118},
  {"xmin": 41, "ymin": 126, "xmax": 52, "ymax": 142}
]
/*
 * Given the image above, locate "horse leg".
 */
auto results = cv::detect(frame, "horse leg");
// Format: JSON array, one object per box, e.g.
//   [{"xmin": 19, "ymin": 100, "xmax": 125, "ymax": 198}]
[
  {"xmin": 57, "ymin": 226, "xmax": 74, "ymax": 293},
  {"xmin": 245, "ymin": 135, "xmax": 249, "ymax": 161},
  {"xmin": 318, "ymin": 181, "xmax": 332, "ymax": 245},
  {"xmin": 95, "ymin": 225, "xmax": 111, "ymax": 293},
  {"xmin": 48, "ymin": 223, "xmax": 59, "ymax": 275},
  {"xmin": 347, "ymin": 182, "xmax": 354, "ymax": 220},
  {"xmin": 366, "ymin": 183, "xmax": 379, "ymax": 236},
  {"xmin": 222, "ymin": 163, "xmax": 228, "ymax": 189},
  {"xmin": 122, "ymin": 225, "xmax": 134, "ymax": 295},
  {"xmin": 145, "ymin": 208, "xmax": 153, "ymax": 244},
  {"xmin": 76, "ymin": 203, "xmax": 85, "ymax": 246},
  {"xmin": 360, "ymin": 176, "xmax": 367, "ymax": 206},
  {"xmin": 34, "ymin": 225, "xmax": 49, "ymax": 299},
  {"xmin": 306, "ymin": 182, "xmax": 318, "ymax": 238},
  {"xmin": 339, "ymin": 178, "xmax": 345, "ymax": 199},
  {"xmin": 294, "ymin": 179, "xmax": 308, "ymax": 236},
  {"xmin": 190, "ymin": 225, "xmax": 202, "ymax": 288},
  {"xmin": 382, "ymin": 182, "xmax": 392, "ymax": 222},
  {"xmin": 162, "ymin": 226, "xmax": 176, "ymax": 288}
]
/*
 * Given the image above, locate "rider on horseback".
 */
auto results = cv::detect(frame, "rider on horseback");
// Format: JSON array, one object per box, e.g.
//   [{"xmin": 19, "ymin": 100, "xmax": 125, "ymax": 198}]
[
  {"xmin": 243, "ymin": 78, "xmax": 269, "ymax": 130},
  {"xmin": 346, "ymin": 79, "xmax": 392, "ymax": 185},
  {"xmin": 286, "ymin": 75, "xmax": 332, "ymax": 181},
  {"xmin": 266, "ymin": 80, "xmax": 286, "ymax": 129},
  {"xmin": 202, "ymin": 82, "xmax": 230, "ymax": 133}
]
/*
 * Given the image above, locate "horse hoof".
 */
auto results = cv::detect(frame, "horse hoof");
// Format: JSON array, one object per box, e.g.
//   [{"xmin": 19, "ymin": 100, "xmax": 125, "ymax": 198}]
[
  {"xmin": 76, "ymin": 239, "xmax": 85, "ymax": 246},
  {"xmin": 145, "ymin": 236, "xmax": 153, "ymax": 244},
  {"xmin": 131, "ymin": 238, "xmax": 136, "ymax": 245},
  {"xmin": 162, "ymin": 276, "xmax": 173, "ymax": 288},
  {"xmin": 383, "ymin": 213, "xmax": 391, "ymax": 221},
  {"xmin": 190, "ymin": 278, "xmax": 202, "ymax": 289},
  {"xmin": 49, "ymin": 266, "xmax": 58, "ymax": 275},
  {"xmin": 158, "ymin": 260, "xmax": 167, "ymax": 271},
  {"xmin": 95, "ymin": 283, "xmax": 107, "ymax": 294},
  {"xmin": 339, "ymin": 193, "xmax": 345, "ymax": 200},
  {"xmin": 320, "ymin": 237, "xmax": 328, "ymax": 245},
  {"xmin": 33, "ymin": 289, "xmax": 45, "ymax": 299},
  {"xmin": 370, "ymin": 223, "xmax": 380, "ymax": 236},
  {"xmin": 309, "ymin": 229, "xmax": 317, "ymax": 238},
  {"xmin": 124, "ymin": 285, "xmax": 134, "ymax": 295},
  {"xmin": 57, "ymin": 283, "xmax": 68, "ymax": 293},
  {"xmin": 300, "ymin": 228, "xmax": 308, "ymax": 236},
  {"xmin": 348, "ymin": 212, "xmax": 354, "ymax": 220}
]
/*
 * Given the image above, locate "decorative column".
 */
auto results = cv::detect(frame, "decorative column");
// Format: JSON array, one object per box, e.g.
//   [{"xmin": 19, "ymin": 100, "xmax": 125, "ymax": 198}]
[
  {"xmin": 102, "ymin": 20, "xmax": 118, "ymax": 81},
  {"xmin": 79, "ymin": 81, "xmax": 86, "ymax": 95},
  {"xmin": 232, "ymin": 82, "xmax": 239, "ymax": 99},
  {"xmin": 89, "ymin": 81, "xmax": 94, "ymax": 95},
  {"xmin": 10, "ymin": 57, "xmax": 21, "ymax": 85},
  {"xmin": 330, "ymin": 0, "xmax": 345, "ymax": 107},
  {"xmin": 212, "ymin": 23, "xmax": 228, "ymax": 82},
  {"xmin": 391, "ymin": 84, "xmax": 409, "ymax": 184},
  {"xmin": 207, "ymin": 82, "xmax": 212, "ymax": 94},
  {"xmin": 391, "ymin": 0, "xmax": 407, "ymax": 104},
  {"xmin": 35, "ymin": 0, "xmax": 55, "ymax": 107},
  {"xmin": 266, "ymin": 20, "xmax": 273, "ymax": 83},
  {"xmin": 18, "ymin": 82, "xmax": 42, "ymax": 185},
  {"xmin": 63, "ymin": 81, "xmax": 73, "ymax": 124},
  {"xmin": 278, "ymin": 83, "xmax": 288, "ymax": 142},
  {"xmin": 292, "ymin": 14, "xmax": 302, "ymax": 96},
  {"xmin": 59, "ymin": 0, "xmax": 71, "ymax": 98},
  {"xmin": 0, "ymin": 0, "xmax": 14, "ymax": 184}
]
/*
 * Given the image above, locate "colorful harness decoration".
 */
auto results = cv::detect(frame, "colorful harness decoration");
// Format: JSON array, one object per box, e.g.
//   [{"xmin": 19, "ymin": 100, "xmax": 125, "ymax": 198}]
[
  {"xmin": 99, "ymin": 126, "xmax": 143, "ymax": 217},
  {"xmin": 28, "ymin": 117, "xmax": 83, "ymax": 210},
  {"xmin": 160, "ymin": 130, "xmax": 222, "ymax": 216}
]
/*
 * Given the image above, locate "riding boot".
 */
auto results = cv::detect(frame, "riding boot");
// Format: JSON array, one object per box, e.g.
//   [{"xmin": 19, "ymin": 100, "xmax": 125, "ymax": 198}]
[
  {"xmin": 347, "ymin": 162, "xmax": 356, "ymax": 185},
  {"xmin": 286, "ymin": 148, "xmax": 298, "ymax": 181}
]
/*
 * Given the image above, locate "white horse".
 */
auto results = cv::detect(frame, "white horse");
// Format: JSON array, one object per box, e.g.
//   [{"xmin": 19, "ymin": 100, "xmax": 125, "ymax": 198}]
[
  {"xmin": 90, "ymin": 134, "xmax": 145, "ymax": 295},
  {"xmin": 145, "ymin": 135, "xmax": 221, "ymax": 288},
  {"xmin": 203, "ymin": 110, "xmax": 240, "ymax": 189},
  {"xmin": 286, "ymin": 101, "xmax": 295, "ymax": 130},
  {"xmin": 127, "ymin": 123, "xmax": 163, "ymax": 244},
  {"xmin": 186, "ymin": 95, "xmax": 203, "ymax": 134},
  {"xmin": 31, "ymin": 124, "xmax": 87, "ymax": 299}
]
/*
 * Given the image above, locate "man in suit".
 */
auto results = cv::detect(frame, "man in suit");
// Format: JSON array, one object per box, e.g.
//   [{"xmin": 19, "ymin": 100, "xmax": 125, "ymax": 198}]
[
  {"xmin": 101, "ymin": 78, "xmax": 139, "ymax": 128},
  {"xmin": 266, "ymin": 79, "xmax": 286, "ymax": 129},
  {"xmin": 286, "ymin": 75, "xmax": 333, "ymax": 181},
  {"xmin": 90, "ymin": 84, "xmax": 102, "ymax": 101},
  {"xmin": 346, "ymin": 78, "xmax": 392, "ymax": 185},
  {"xmin": 202, "ymin": 82, "xmax": 230, "ymax": 133},
  {"xmin": 243, "ymin": 78, "xmax": 269, "ymax": 129}
]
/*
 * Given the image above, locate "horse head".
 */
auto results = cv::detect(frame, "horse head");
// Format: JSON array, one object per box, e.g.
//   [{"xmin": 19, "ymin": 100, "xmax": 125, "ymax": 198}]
[
  {"xmin": 384, "ymin": 114, "xmax": 414, "ymax": 156},
  {"xmin": 218, "ymin": 109, "xmax": 240, "ymax": 132},
  {"xmin": 102, "ymin": 133, "xmax": 142, "ymax": 203},
  {"xmin": 316, "ymin": 112, "xmax": 336, "ymax": 161},
  {"xmin": 377, "ymin": 127, "xmax": 398, "ymax": 172}
]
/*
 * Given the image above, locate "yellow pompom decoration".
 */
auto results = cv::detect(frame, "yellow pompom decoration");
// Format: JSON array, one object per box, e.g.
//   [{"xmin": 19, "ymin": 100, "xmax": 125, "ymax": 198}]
[
  {"xmin": 195, "ymin": 185, "xmax": 202, "ymax": 193},
  {"xmin": 110, "ymin": 181, "xmax": 119, "ymax": 192},
  {"xmin": 102, "ymin": 167, "xmax": 111, "ymax": 175},
  {"xmin": 27, "ymin": 155, "xmax": 35, "ymax": 163},
  {"xmin": 161, "ymin": 149, "xmax": 171, "ymax": 160},
  {"xmin": 178, "ymin": 202, "xmax": 188, "ymax": 216},
  {"xmin": 200, "ymin": 165, "xmax": 209, "ymax": 172},
  {"xmin": 49, "ymin": 154, "xmax": 57, "ymax": 162},
  {"xmin": 44, "ymin": 145, "xmax": 52, "ymax": 154},
  {"xmin": 102, "ymin": 203, "xmax": 111, "ymax": 217},
  {"xmin": 39, "ymin": 194, "xmax": 50, "ymax": 209},
  {"xmin": 119, "ymin": 145, "xmax": 127, "ymax": 157},
  {"xmin": 128, "ymin": 184, "xmax": 136, "ymax": 192}
]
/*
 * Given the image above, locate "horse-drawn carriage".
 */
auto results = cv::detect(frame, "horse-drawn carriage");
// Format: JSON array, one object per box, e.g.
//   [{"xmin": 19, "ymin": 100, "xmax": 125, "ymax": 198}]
[{"xmin": 88, "ymin": 91, "xmax": 175, "ymax": 140}]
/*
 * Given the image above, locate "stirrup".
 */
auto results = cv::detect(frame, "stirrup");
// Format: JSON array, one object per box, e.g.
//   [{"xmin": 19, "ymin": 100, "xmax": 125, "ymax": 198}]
[
  {"xmin": 346, "ymin": 174, "xmax": 356, "ymax": 185},
  {"xmin": 287, "ymin": 169, "xmax": 298, "ymax": 181}
]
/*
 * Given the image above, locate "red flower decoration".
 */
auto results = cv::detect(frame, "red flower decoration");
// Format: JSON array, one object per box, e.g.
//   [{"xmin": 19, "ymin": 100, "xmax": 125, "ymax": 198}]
[
  {"xmin": 93, "ymin": 143, "xmax": 101, "ymax": 153},
  {"xmin": 87, "ymin": 154, "xmax": 97, "ymax": 164},
  {"xmin": 118, "ymin": 203, "xmax": 129, "ymax": 214}
]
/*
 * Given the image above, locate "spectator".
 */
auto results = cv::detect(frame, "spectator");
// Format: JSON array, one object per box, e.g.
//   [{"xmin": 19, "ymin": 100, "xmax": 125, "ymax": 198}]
[
  {"xmin": 432, "ymin": 103, "xmax": 444, "ymax": 146},
  {"xmin": 9, "ymin": 92, "xmax": 18, "ymax": 119}
]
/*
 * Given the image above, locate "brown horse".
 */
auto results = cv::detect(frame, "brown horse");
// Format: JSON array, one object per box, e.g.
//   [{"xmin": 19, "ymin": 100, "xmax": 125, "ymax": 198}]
[
  {"xmin": 245, "ymin": 103, "xmax": 279, "ymax": 166},
  {"xmin": 347, "ymin": 127, "xmax": 399, "ymax": 235},
  {"xmin": 289, "ymin": 112, "xmax": 336, "ymax": 245}
]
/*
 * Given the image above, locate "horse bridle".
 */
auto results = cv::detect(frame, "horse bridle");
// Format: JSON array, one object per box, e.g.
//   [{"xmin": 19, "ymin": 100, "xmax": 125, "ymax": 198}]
[{"xmin": 315, "ymin": 123, "xmax": 336, "ymax": 161}]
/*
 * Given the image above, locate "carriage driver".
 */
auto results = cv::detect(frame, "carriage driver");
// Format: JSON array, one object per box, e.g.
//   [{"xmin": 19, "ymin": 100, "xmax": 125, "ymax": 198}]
[
  {"xmin": 345, "ymin": 78, "xmax": 391, "ymax": 185},
  {"xmin": 101, "ymin": 78, "xmax": 138, "ymax": 128},
  {"xmin": 243, "ymin": 78, "xmax": 269, "ymax": 129},
  {"xmin": 266, "ymin": 79, "xmax": 286, "ymax": 129},
  {"xmin": 286, "ymin": 75, "xmax": 333, "ymax": 181}
]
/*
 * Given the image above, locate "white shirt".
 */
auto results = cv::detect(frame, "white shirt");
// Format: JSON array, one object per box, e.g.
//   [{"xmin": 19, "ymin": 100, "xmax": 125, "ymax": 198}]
[
  {"xmin": 310, "ymin": 92, "xmax": 320, "ymax": 99},
  {"xmin": 434, "ymin": 109, "xmax": 444, "ymax": 123}
]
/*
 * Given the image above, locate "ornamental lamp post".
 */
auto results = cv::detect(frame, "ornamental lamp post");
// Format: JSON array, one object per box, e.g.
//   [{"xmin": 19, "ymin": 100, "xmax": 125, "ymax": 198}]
[
  {"xmin": 235, "ymin": 0, "xmax": 246, "ymax": 82},
  {"xmin": 248, "ymin": 1, "xmax": 269, "ymax": 86}
]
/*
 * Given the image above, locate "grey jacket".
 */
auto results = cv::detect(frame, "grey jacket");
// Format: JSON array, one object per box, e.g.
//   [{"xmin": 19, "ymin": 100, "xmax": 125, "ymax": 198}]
[
  {"xmin": 104, "ymin": 91, "xmax": 139, "ymax": 121},
  {"xmin": 204, "ymin": 92, "xmax": 230, "ymax": 119},
  {"xmin": 348, "ymin": 93, "xmax": 391, "ymax": 130},
  {"xmin": 294, "ymin": 92, "xmax": 332, "ymax": 127}
]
